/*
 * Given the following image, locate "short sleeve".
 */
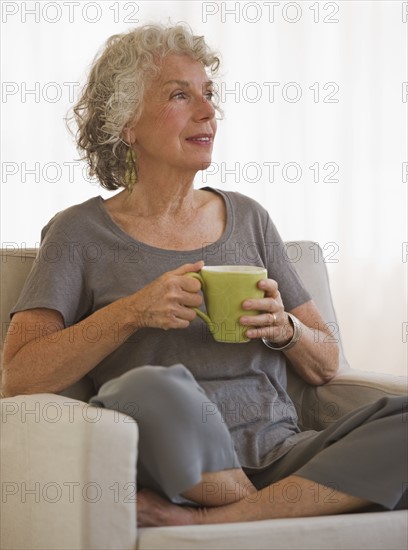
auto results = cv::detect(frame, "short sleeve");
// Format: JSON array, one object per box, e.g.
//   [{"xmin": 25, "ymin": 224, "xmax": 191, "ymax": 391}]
[
  {"xmin": 10, "ymin": 219, "xmax": 91, "ymax": 327},
  {"xmin": 264, "ymin": 215, "xmax": 311, "ymax": 311}
]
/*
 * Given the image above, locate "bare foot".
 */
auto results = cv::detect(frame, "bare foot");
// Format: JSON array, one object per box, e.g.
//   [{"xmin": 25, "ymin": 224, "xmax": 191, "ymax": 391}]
[{"xmin": 137, "ymin": 488, "xmax": 202, "ymax": 527}]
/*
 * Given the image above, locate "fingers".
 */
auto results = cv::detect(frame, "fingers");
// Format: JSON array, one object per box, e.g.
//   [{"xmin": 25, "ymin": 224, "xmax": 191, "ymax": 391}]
[
  {"xmin": 242, "ymin": 278, "xmax": 280, "ymax": 311},
  {"xmin": 133, "ymin": 262, "xmax": 205, "ymax": 331},
  {"xmin": 241, "ymin": 312, "xmax": 282, "ymax": 328},
  {"xmin": 240, "ymin": 278, "xmax": 288, "ymax": 341},
  {"xmin": 257, "ymin": 278, "xmax": 278, "ymax": 297},
  {"xmin": 172, "ymin": 260, "xmax": 204, "ymax": 276},
  {"xmin": 172, "ymin": 261, "xmax": 204, "ymax": 293},
  {"xmin": 242, "ymin": 297, "xmax": 280, "ymax": 312},
  {"xmin": 241, "ymin": 310, "xmax": 292, "ymax": 342},
  {"xmin": 181, "ymin": 276, "xmax": 202, "ymax": 294},
  {"xmin": 178, "ymin": 289, "xmax": 203, "ymax": 308},
  {"xmin": 158, "ymin": 278, "xmax": 203, "ymax": 315}
]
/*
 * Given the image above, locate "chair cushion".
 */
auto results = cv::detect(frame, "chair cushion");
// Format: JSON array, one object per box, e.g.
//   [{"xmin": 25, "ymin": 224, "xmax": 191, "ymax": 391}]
[{"xmin": 137, "ymin": 511, "xmax": 408, "ymax": 550}]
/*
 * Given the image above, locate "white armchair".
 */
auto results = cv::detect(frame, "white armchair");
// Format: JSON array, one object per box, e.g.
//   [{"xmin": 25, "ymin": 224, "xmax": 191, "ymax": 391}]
[{"xmin": 1, "ymin": 242, "xmax": 407, "ymax": 550}]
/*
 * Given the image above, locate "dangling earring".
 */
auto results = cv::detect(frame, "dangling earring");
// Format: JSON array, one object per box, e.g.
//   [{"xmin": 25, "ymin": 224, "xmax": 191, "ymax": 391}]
[{"xmin": 124, "ymin": 147, "xmax": 137, "ymax": 191}]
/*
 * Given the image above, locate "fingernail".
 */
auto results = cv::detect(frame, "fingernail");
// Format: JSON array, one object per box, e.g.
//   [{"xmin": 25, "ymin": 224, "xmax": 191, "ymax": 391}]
[{"xmin": 243, "ymin": 300, "xmax": 252, "ymax": 308}]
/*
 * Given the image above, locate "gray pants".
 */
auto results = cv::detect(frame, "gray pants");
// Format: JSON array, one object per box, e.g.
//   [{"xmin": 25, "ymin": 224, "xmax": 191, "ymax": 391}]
[{"xmin": 90, "ymin": 364, "xmax": 408, "ymax": 510}]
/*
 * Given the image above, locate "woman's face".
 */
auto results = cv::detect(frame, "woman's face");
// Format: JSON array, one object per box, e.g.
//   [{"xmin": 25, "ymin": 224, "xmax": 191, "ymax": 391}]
[{"xmin": 128, "ymin": 53, "xmax": 217, "ymax": 176}]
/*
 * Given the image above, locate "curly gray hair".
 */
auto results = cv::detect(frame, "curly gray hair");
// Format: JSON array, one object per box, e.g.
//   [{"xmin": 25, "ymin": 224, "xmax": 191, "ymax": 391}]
[{"xmin": 69, "ymin": 23, "xmax": 221, "ymax": 191}]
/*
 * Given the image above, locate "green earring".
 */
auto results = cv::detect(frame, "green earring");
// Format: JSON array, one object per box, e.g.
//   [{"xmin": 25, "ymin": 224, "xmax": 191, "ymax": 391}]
[{"xmin": 124, "ymin": 147, "xmax": 137, "ymax": 190}]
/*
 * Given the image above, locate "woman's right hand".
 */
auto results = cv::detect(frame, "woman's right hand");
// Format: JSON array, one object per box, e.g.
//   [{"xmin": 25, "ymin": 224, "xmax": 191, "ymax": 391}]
[{"xmin": 128, "ymin": 261, "xmax": 204, "ymax": 330}]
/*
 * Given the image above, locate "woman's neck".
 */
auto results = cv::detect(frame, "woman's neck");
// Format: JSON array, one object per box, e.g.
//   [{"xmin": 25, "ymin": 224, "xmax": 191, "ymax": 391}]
[
  {"xmin": 109, "ymin": 163, "xmax": 206, "ymax": 223},
  {"xmin": 124, "ymin": 183, "xmax": 196, "ymax": 218}
]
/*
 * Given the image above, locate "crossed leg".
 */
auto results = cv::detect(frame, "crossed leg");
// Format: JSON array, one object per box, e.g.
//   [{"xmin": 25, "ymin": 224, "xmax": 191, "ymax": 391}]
[
  {"xmin": 90, "ymin": 366, "xmax": 406, "ymax": 527},
  {"xmin": 137, "ymin": 471, "xmax": 372, "ymax": 526}
]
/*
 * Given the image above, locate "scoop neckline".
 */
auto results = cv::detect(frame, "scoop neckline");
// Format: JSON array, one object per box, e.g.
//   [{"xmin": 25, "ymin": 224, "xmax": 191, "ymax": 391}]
[{"xmin": 95, "ymin": 186, "xmax": 234, "ymax": 257}]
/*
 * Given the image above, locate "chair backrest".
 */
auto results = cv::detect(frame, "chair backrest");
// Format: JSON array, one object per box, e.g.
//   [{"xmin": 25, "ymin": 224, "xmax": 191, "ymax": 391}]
[
  {"xmin": 0, "ymin": 242, "xmax": 349, "ymax": 401},
  {"xmin": 0, "ymin": 247, "xmax": 95, "ymax": 401},
  {"xmin": 285, "ymin": 241, "xmax": 349, "ymax": 371}
]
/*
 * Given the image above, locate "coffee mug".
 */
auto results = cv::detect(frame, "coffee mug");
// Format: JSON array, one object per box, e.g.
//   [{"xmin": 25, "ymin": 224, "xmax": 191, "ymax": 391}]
[{"xmin": 187, "ymin": 265, "xmax": 267, "ymax": 343}]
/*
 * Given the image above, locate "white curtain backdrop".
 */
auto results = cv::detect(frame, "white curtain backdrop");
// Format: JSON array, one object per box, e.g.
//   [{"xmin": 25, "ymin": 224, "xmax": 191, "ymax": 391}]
[{"xmin": 2, "ymin": 1, "xmax": 406, "ymax": 375}]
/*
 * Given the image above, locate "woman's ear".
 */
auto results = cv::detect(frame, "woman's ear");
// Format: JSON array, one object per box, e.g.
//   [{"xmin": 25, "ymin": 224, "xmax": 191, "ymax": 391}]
[{"xmin": 122, "ymin": 124, "xmax": 136, "ymax": 146}]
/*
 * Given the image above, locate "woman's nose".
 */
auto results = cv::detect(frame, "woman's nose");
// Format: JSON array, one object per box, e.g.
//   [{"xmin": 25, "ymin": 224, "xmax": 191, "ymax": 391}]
[{"xmin": 192, "ymin": 95, "xmax": 216, "ymax": 121}]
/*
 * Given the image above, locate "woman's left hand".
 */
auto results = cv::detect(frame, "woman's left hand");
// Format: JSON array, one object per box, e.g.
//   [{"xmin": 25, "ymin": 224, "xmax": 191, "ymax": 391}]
[{"xmin": 240, "ymin": 278, "xmax": 293, "ymax": 345}]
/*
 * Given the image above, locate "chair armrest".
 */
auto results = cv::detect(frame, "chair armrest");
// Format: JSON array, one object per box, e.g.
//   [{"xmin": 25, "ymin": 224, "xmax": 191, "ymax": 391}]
[
  {"xmin": 0, "ymin": 394, "xmax": 138, "ymax": 550},
  {"xmin": 299, "ymin": 370, "xmax": 408, "ymax": 431}
]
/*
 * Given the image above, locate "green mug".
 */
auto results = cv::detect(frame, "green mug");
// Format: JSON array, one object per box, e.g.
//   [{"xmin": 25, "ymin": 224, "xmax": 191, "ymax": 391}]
[{"xmin": 187, "ymin": 265, "xmax": 267, "ymax": 343}]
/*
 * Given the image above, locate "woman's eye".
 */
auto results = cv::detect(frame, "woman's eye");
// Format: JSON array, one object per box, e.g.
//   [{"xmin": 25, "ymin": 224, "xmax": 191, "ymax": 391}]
[
  {"xmin": 205, "ymin": 91, "xmax": 214, "ymax": 101},
  {"xmin": 172, "ymin": 92, "xmax": 187, "ymax": 100}
]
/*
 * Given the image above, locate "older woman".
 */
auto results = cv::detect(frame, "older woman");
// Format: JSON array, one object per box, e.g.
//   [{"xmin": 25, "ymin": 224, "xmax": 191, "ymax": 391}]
[{"xmin": 2, "ymin": 24, "xmax": 406, "ymax": 526}]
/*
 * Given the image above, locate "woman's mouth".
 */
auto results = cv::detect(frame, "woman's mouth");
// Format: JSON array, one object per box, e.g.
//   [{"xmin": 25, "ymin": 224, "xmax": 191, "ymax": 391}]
[{"xmin": 185, "ymin": 134, "xmax": 213, "ymax": 145}]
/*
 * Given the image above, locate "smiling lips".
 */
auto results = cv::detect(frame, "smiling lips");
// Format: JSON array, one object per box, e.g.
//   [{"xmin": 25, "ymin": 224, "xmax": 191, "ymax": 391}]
[{"xmin": 185, "ymin": 134, "xmax": 213, "ymax": 145}]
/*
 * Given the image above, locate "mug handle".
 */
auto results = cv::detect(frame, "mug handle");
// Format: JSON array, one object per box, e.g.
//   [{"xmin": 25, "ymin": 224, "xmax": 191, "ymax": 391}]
[{"xmin": 185, "ymin": 272, "xmax": 214, "ymax": 330}]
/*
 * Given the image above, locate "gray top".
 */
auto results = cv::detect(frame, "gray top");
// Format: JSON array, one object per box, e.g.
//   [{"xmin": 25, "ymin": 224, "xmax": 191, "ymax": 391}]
[{"xmin": 11, "ymin": 187, "xmax": 314, "ymax": 469}]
